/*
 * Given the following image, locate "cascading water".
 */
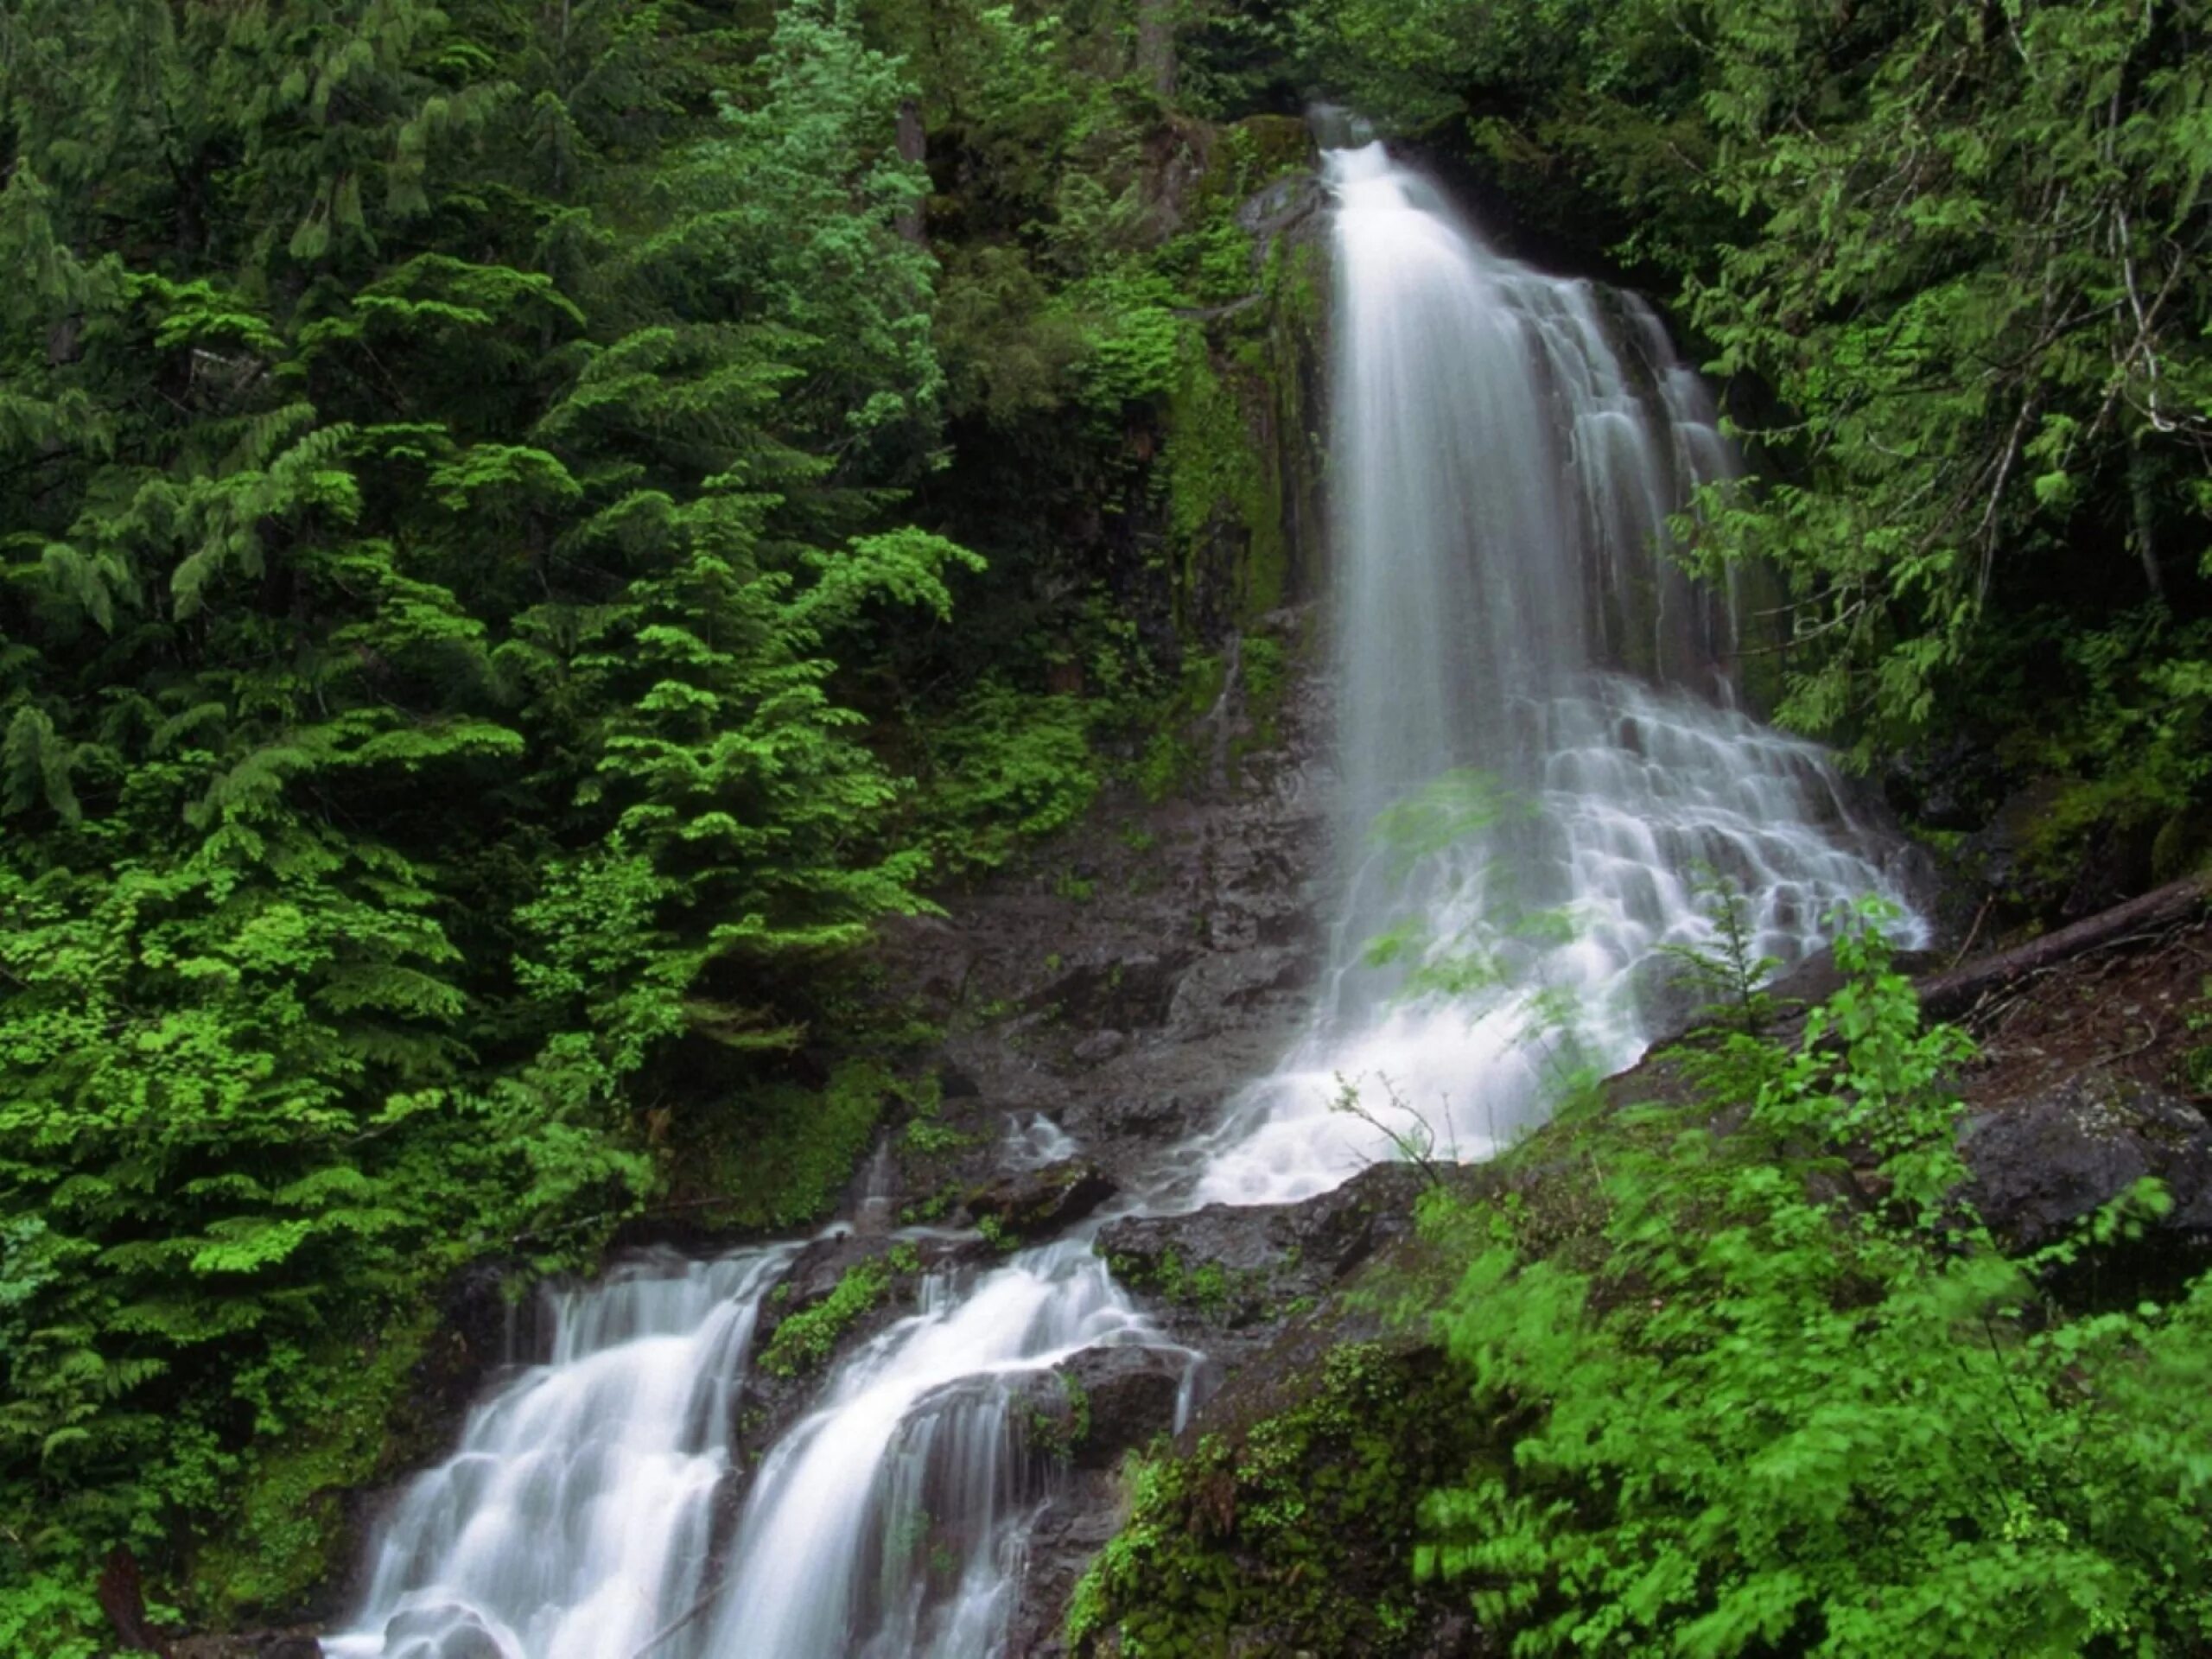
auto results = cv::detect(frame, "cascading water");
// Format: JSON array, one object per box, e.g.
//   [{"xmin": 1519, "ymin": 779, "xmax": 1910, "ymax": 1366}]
[
  {"xmin": 1191, "ymin": 143, "xmax": 1924, "ymax": 1204},
  {"xmin": 334, "ymin": 1229, "xmax": 1172, "ymax": 1659},
  {"xmin": 333, "ymin": 137, "xmax": 1926, "ymax": 1658},
  {"xmin": 695, "ymin": 1241, "xmax": 1156, "ymax": 1659},
  {"xmin": 327, "ymin": 1248, "xmax": 796, "ymax": 1659}
]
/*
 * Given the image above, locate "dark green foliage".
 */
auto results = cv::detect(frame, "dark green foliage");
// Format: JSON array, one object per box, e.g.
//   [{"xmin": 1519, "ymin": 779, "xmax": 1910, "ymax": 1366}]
[
  {"xmin": 1295, "ymin": 0, "xmax": 2212, "ymax": 871},
  {"xmin": 0, "ymin": 0, "xmax": 1325, "ymax": 1635},
  {"xmin": 676, "ymin": 1060, "xmax": 900, "ymax": 1236},
  {"xmin": 1065, "ymin": 1343, "xmax": 1487, "ymax": 1657},
  {"xmin": 0, "ymin": 0, "xmax": 987, "ymax": 1632}
]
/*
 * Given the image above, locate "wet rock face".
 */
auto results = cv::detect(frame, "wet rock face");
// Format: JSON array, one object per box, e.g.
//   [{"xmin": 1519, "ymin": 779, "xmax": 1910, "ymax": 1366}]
[
  {"xmin": 1962, "ymin": 1071, "xmax": 2212, "ymax": 1248},
  {"xmin": 1058, "ymin": 1344, "xmax": 1189, "ymax": 1469},
  {"xmin": 1236, "ymin": 171, "xmax": 1324, "ymax": 247},
  {"xmin": 963, "ymin": 1160, "xmax": 1119, "ymax": 1243},
  {"xmin": 732, "ymin": 1232, "xmax": 997, "ymax": 1478},
  {"xmin": 869, "ymin": 605, "xmax": 1333, "ymax": 1216},
  {"xmin": 1096, "ymin": 1162, "xmax": 1434, "ymax": 1356}
]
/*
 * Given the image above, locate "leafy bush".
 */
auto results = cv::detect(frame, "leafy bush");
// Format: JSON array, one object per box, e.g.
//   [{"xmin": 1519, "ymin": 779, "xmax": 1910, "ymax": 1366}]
[{"xmin": 1421, "ymin": 909, "xmax": 2212, "ymax": 1656}]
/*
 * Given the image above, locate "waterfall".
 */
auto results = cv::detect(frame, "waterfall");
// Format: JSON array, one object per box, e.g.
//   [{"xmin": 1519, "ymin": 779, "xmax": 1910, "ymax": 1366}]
[
  {"xmin": 326, "ymin": 1248, "xmax": 795, "ymax": 1659},
  {"xmin": 334, "ymin": 1235, "xmax": 1169, "ymax": 1659},
  {"xmin": 694, "ymin": 1241, "xmax": 1153, "ymax": 1659},
  {"xmin": 1190, "ymin": 143, "xmax": 1923, "ymax": 1204},
  {"xmin": 330, "ymin": 138, "xmax": 1924, "ymax": 1658}
]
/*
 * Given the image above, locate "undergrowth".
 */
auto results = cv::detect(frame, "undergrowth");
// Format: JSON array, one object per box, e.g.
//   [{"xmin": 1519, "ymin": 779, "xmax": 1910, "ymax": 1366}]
[{"xmin": 1421, "ymin": 905, "xmax": 2212, "ymax": 1656}]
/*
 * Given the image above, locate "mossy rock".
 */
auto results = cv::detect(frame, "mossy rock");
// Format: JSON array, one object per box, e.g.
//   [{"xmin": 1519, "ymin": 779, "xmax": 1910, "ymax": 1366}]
[
  {"xmin": 1065, "ymin": 1341, "xmax": 1493, "ymax": 1657},
  {"xmin": 667, "ymin": 1058, "xmax": 897, "ymax": 1236}
]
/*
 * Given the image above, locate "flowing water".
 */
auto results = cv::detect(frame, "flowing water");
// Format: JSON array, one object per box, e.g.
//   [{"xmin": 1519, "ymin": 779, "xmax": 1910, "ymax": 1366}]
[
  {"xmin": 1191, "ymin": 143, "xmax": 1923, "ymax": 1204},
  {"xmin": 333, "ymin": 140, "xmax": 1923, "ymax": 1656},
  {"xmin": 327, "ymin": 1249, "xmax": 796, "ymax": 1659}
]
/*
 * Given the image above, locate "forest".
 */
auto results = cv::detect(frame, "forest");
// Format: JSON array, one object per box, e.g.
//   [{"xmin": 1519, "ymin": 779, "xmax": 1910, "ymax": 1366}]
[{"xmin": 3, "ymin": 1, "xmax": 2209, "ymax": 1655}]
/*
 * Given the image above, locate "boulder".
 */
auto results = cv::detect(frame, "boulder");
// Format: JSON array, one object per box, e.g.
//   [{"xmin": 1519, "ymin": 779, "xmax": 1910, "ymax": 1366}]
[
  {"xmin": 1055, "ymin": 1344, "xmax": 1189, "ymax": 1468},
  {"xmin": 1096, "ymin": 1162, "xmax": 1433, "ymax": 1343},
  {"xmin": 1962, "ymin": 1073, "xmax": 2212, "ymax": 1248},
  {"xmin": 962, "ymin": 1160, "xmax": 1117, "ymax": 1243}
]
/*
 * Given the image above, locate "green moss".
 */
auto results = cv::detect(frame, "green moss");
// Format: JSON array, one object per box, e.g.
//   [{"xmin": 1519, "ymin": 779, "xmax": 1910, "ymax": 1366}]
[
  {"xmin": 1162, "ymin": 346, "xmax": 1284, "ymax": 629},
  {"xmin": 685, "ymin": 1058, "xmax": 893, "ymax": 1235},
  {"xmin": 759, "ymin": 1260, "xmax": 893, "ymax": 1379},
  {"xmin": 188, "ymin": 1312, "xmax": 439, "ymax": 1623},
  {"xmin": 898, "ymin": 1185, "xmax": 961, "ymax": 1225},
  {"xmin": 1107, "ymin": 1248, "xmax": 1258, "ymax": 1323},
  {"xmin": 1067, "ymin": 1344, "xmax": 1491, "ymax": 1656},
  {"xmin": 1233, "ymin": 114, "xmax": 1316, "ymax": 180},
  {"xmin": 901, "ymin": 1072, "xmax": 975, "ymax": 1158},
  {"xmin": 1133, "ymin": 650, "xmax": 1228, "ymax": 802},
  {"xmin": 1029, "ymin": 1370, "xmax": 1094, "ymax": 1465},
  {"xmin": 755, "ymin": 1236, "xmax": 939, "ymax": 1381}
]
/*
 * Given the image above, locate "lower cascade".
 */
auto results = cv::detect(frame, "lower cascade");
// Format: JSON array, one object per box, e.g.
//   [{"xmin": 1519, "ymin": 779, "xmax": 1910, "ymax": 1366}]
[{"xmin": 332, "ymin": 139, "xmax": 1925, "ymax": 1657}]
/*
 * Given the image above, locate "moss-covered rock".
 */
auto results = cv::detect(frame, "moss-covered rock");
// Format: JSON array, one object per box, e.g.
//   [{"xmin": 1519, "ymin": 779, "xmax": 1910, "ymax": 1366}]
[
  {"xmin": 963, "ymin": 1160, "xmax": 1120, "ymax": 1243},
  {"xmin": 1065, "ymin": 1341, "xmax": 1493, "ymax": 1658},
  {"xmin": 668, "ymin": 1058, "xmax": 899, "ymax": 1236}
]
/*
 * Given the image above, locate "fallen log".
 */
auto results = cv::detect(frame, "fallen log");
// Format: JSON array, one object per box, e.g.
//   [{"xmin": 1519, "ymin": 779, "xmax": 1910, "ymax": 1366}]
[{"xmin": 1917, "ymin": 873, "xmax": 2212, "ymax": 1024}]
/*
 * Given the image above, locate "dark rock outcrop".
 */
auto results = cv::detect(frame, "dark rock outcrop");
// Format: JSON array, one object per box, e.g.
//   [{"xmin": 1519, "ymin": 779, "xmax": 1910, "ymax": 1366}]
[
  {"xmin": 963, "ymin": 1160, "xmax": 1118, "ymax": 1243},
  {"xmin": 1096, "ymin": 1161, "xmax": 1433, "ymax": 1357},
  {"xmin": 1963, "ymin": 1071, "xmax": 2212, "ymax": 1248},
  {"xmin": 1060, "ymin": 1344, "xmax": 1190, "ymax": 1468}
]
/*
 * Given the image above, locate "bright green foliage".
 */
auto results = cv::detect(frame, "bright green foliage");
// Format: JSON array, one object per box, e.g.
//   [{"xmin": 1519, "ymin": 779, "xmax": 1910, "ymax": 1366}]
[
  {"xmin": 0, "ymin": 0, "xmax": 983, "ymax": 1628},
  {"xmin": 1420, "ymin": 911, "xmax": 2212, "ymax": 1655},
  {"xmin": 0, "ymin": 0, "xmax": 1318, "ymax": 1628},
  {"xmin": 758, "ymin": 1255, "xmax": 897, "ymax": 1379}
]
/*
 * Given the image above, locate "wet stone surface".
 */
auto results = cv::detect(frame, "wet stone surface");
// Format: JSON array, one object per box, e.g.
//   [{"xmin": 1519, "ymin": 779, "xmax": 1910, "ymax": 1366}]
[{"xmin": 868, "ymin": 607, "xmax": 1333, "ymax": 1217}]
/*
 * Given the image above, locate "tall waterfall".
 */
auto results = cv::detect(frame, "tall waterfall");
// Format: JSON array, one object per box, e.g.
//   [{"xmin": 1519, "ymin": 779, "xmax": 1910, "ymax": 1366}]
[
  {"xmin": 330, "ymin": 139, "xmax": 1923, "ymax": 1657},
  {"xmin": 1191, "ymin": 143, "xmax": 1923, "ymax": 1204}
]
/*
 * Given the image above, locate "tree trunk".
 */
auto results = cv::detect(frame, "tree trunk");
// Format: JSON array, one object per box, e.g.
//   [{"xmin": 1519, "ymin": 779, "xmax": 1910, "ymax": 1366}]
[
  {"xmin": 1135, "ymin": 0, "xmax": 1177, "ymax": 100},
  {"xmin": 894, "ymin": 96, "xmax": 927, "ymax": 246},
  {"xmin": 1917, "ymin": 873, "xmax": 2212, "ymax": 1023},
  {"xmin": 99, "ymin": 1549, "xmax": 173, "ymax": 1659}
]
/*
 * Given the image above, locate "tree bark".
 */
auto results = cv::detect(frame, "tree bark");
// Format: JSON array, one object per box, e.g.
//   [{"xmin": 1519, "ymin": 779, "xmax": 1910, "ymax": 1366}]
[
  {"xmin": 99, "ymin": 1549, "xmax": 174, "ymax": 1659},
  {"xmin": 1135, "ymin": 0, "xmax": 1177, "ymax": 100},
  {"xmin": 1917, "ymin": 873, "xmax": 2212, "ymax": 1023},
  {"xmin": 894, "ymin": 96, "xmax": 927, "ymax": 246}
]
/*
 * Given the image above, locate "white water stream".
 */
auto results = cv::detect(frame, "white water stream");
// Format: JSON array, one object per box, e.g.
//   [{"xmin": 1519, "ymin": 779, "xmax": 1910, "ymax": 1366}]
[
  {"xmin": 1192, "ymin": 143, "xmax": 1923, "ymax": 1204},
  {"xmin": 332, "ymin": 140, "xmax": 1923, "ymax": 1657}
]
